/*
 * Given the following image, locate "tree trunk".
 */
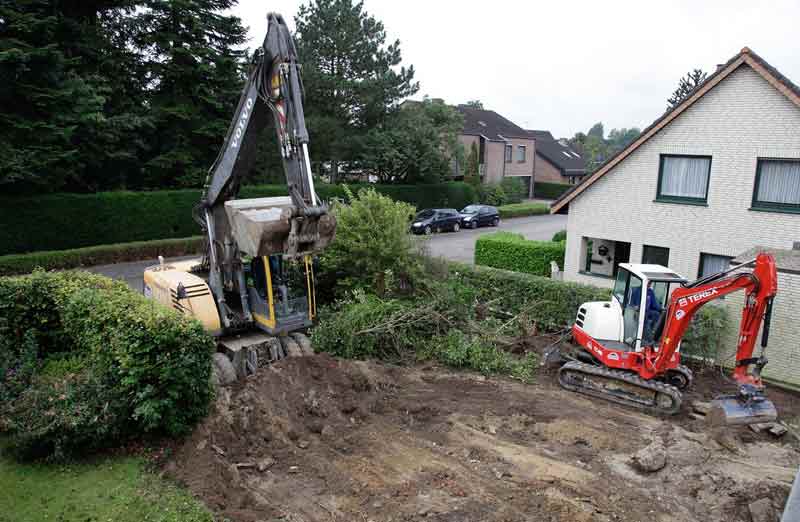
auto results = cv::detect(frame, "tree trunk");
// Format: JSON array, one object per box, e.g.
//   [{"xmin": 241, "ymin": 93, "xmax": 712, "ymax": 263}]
[{"xmin": 331, "ymin": 159, "xmax": 339, "ymax": 184}]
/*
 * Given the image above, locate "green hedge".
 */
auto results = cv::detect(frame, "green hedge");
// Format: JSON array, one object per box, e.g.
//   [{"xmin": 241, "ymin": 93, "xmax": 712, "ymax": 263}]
[
  {"xmin": 0, "ymin": 182, "xmax": 477, "ymax": 255},
  {"xmin": 497, "ymin": 202, "xmax": 550, "ymax": 219},
  {"xmin": 0, "ymin": 271, "xmax": 214, "ymax": 459},
  {"xmin": 0, "ymin": 237, "xmax": 204, "ymax": 276},
  {"xmin": 475, "ymin": 232, "xmax": 566, "ymax": 277},
  {"xmin": 533, "ymin": 182, "xmax": 572, "ymax": 199}
]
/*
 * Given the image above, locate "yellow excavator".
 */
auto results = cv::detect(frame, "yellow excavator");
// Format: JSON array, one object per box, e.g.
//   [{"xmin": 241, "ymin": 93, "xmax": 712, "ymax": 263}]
[{"xmin": 143, "ymin": 13, "xmax": 336, "ymax": 382}]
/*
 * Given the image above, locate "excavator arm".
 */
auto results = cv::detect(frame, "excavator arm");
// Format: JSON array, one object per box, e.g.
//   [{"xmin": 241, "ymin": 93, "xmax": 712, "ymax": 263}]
[{"xmin": 197, "ymin": 13, "xmax": 335, "ymax": 329}]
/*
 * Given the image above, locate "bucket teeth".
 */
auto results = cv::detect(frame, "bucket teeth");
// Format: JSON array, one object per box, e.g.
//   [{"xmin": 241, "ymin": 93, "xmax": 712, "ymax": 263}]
[{"xmin": 709, "ymin": 395, "xmax": 777, "ymax": 426}]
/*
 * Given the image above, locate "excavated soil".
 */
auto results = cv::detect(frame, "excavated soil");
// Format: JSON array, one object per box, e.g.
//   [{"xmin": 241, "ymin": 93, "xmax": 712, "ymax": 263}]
[{"xmin": 168, "ymin": 354, "xmax": 800, "ymax": 522}]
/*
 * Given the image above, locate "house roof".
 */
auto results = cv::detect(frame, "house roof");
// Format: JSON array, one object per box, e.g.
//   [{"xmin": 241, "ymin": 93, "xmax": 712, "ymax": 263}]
[
  {"xmin": 550, "ymin": 47, "xmax": 800, "ymax": 214},
  {"xmin": 526, "ymin": 129, "xmax": 555, "ymax": 141},
  {"xmin": 732, "ymin": 246, "xmax": 800, "ymax": 275},
  {"xmin": 530, "ymin": 135, "xmax": 586, "ymax": 174},
  {"xmin": 456, "ymin": 105, "xmax": 531, "ymax": 141}
]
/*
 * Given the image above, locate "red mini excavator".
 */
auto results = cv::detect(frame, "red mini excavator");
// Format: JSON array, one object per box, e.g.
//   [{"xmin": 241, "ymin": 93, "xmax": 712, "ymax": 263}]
[{"xmin": 556, "ymin": 253, "xmax": 778, "ymax": 426}]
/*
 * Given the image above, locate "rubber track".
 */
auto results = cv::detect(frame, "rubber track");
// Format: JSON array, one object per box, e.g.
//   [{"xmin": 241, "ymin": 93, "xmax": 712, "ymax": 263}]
[{"xmin": 558, "ymin": 361, "xmax": 683, "ymax": 415}]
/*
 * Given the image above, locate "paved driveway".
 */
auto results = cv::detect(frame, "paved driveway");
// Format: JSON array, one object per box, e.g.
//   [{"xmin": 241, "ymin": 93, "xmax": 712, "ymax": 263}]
[
  {"xmin": 89, "ymin": 214, "xmax": 567, "ymax": 289},
  {"xmin": 420, "ymin": 213, "xmax": 567, "ymax": 263}
]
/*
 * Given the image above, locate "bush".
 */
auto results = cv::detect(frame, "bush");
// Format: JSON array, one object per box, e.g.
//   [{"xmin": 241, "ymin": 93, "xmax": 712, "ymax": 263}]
[
  {"xmin": 552, "ymin": 230, "xmax": 567, "ymax": 242},
  {"xmin": 0, "ymin": 182, "xmax": 477, "ymax": 255},
  {"xmin": 0, "ymin": 237, "xmax": 203, "ymax": 276},
  {"xmin": 497, "ymin": 202, "xmax": 549, "ymax": 219},
  {"xmin": 318, "ymin": 187, "xmax": 420, "ymax": 299},
  {"xmin": 499, "ymin": 177, "xmax": 527, "ymax": 204},
  {"xmin": 533, "ymin": 182, "xmax": 572, "ymax": 199},
  {"xmin": 475, "ymin": 232, "xmax": 566, "ymax": 276},
  {"xmin": 680, "ymin": 304, "xmax": 731, "ymax": 362},
  {"xmin": 477, "ymin": 183, "xmax": 507, "ymax": 206},
  {"xmin": 447, "ymin": 262, "xmax": 610, "ymax": 331},
  {"xmin": 0, "ymin": 271, "xmax": 214, "ymax": 460}
]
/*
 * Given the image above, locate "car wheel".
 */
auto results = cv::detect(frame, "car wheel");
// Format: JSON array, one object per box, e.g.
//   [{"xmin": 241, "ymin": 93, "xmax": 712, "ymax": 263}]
[
  {"xmin": 453, "ymin": 222, "xmax": 460, "ymax": 232},
  {"xmin": 424, "ymin": 225, "xmax": 432, "ymax": 235},
  {"xmin": 471, "ymin": 221, "xmax": 478, "ymax": 229},
  {"xmin": 492, "ymin": 217, "xmax": 500, "ymax": 227}
]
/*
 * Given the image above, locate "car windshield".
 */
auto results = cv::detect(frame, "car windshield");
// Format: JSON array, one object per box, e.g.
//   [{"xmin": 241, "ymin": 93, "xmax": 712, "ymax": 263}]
[
  {"xmin": 416, "ymin": 210, "xmax": 435, "ymax": 219},
  {"xmin": 461, "ymin": 205, "xmax": 481, "ymax": 214}
]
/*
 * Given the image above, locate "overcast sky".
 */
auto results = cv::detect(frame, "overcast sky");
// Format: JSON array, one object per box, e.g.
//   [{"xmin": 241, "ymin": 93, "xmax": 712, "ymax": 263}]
[{"xmin": 231, "ymin": 0, "xmax": 800, "ymax": 139}]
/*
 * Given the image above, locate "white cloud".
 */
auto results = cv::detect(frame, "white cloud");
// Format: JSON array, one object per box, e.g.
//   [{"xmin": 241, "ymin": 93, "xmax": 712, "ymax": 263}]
[{"xmin": 231, "ymin": 0, "xmax": 800, "ymax": 138}]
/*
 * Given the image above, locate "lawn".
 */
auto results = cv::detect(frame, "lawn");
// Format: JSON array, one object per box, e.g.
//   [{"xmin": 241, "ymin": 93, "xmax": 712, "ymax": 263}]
[{"xmin": 0, "ymin": 453, "xmax": 214, "ymax": 522}]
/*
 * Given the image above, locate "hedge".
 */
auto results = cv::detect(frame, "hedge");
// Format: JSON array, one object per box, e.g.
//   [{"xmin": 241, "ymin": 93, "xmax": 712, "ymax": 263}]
[
  {"xmin": 447, "ymin": 262, "xmax": 727, "ymax": 350},
  {"xmin": 0, "ymin": 182, "xmax": 477, "ymax": 255},
  {"xmin": 533, "ymin": 182, "xmax": 572, "ymax": 199},
  {"xmin": 497, "ymin": 202, "xmax": 550, "ymax": 219},
  {"xmin": 475, "ymin": 232, "xmax": 566, "ymax": 277},
  {"xmin": 0, "ymin": 237, "xmax": 204, "ymax": 276},
  {"xmin": 0, "ymin": 271, "xmax": 214, "ymax": 459}
]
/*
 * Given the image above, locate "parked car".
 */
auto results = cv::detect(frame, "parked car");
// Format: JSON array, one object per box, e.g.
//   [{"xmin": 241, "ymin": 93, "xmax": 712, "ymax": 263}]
[
  {"xmin": 459, "ymin": 205, "xmax": 500, "ymax": 229},
  {"xmin": 410, "ymin": 208, "xmax": 462, "ymax": 234}
]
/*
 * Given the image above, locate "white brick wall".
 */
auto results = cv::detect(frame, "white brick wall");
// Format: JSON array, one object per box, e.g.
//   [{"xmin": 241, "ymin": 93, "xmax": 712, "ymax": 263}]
[{"xmin": 563, "ymin": 64, "xmax": 800, "ymax": 385}]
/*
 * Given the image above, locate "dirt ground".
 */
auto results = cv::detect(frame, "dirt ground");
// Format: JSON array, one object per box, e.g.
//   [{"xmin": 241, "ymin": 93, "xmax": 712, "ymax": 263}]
[{"xmin": 167, "ymin": 354, "xmax": 800, "ymax": 522}]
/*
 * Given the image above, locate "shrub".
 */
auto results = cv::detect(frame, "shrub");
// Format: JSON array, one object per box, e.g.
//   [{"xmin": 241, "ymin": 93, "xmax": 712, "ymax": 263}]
[
  {"xmin": 680, "ymin": 304, "xmax": 731, "ymax": 363},
  {"xmin": 552, "ymin": 230, "xmax": 567, "ymax": 242},
  {"xmin": 0, "ymin": 237, "xmax": 204, "ymax": 276},
  {"xmin": 0, "ymin": 271, "xmax": 214, "ymax": 460},
  {"xmin": 475, "ymin": 232, "xmax": 566, "ymax": 276},
  {"xmin": 318, "ymin": 187, "xmax": 420, "ymax": 299},
  {"xmin": 477, "ymin": 183, "xmax": 507, "ymax": 206},
  {"xmin": 0, "ymin": 183, "xmax": 477, "ymax": 255},
  {"xmin": 533, "ymin": 182, "xmax": 572, "ymax": 199},
  {"xmin": 497, "ymin": 202, "xmax": 549, "ymax": 219},
  {"xmin": 499, "ymin": 177, "xmax": 527, "ymax": 204}
]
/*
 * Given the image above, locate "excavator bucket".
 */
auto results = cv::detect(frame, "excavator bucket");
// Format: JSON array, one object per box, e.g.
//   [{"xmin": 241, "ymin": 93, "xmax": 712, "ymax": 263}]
[
  {"xmin": 708, "ymin": 387, "xmax": 778, "ymax": 426},
  {"xmin": 225, "ymin": 197, "xmax": 336, "ymax": 257}
]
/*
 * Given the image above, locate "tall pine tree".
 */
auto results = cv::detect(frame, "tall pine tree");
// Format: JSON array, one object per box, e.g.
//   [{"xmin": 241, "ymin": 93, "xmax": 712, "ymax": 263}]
[
  {"xmin": 0, "ymin": 0, "xmax": 146, "ymax": 192},
  {"xmin": 295, "ymin": 0, "xmax": 418, "ymax": 182},
  {"xmin": 137, "ymin": 0, "xmax": 247, "ymax": 188}
]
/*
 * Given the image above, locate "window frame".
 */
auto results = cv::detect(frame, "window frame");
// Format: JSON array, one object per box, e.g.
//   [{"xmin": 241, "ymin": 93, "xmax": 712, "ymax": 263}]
[
  {"xmin": 504, "ymin": 144, "xmax": 513, "ymax": 163},
  {"xmin": 517, "ymin": 145, "xmax": 526, "ymax": 163},
  {"xmin": 750, "ymin": 157, "xmax": 800, "ymax": 214},
  {"xmin": 698, "ymin": 252, "xmax": 734, "ymax": 278},
  {"xmin": 655, "ymin": 154, "xmax": 712, "ymax": 205},
  {"xmin": 642, "ymin": 244, "xmax": 670, "ymax": 266}
]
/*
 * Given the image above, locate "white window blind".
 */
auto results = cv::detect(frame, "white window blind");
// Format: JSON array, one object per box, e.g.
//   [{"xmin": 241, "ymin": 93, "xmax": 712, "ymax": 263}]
[
  {"xmin": 756, "ymin": 160, "xmax": 800, "ymax": 205},
  {"xmin": 660, "ymin": 156, "xmax": 711, "ymax": 200}
]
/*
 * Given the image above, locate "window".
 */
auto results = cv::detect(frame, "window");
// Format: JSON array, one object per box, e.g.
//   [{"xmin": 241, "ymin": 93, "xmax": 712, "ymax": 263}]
[
  {"xmin": 581, "ymin": 237, "xmax": 631, "ymax": 278},
  {"xmin": 642, "ymin": 245, "xmax": 670, "ymax": 266},
  {"xmin": 656, "ymin": 154, "xmax": 712, "ymax": 204},
  {"xmin": 698, "ymin": 253, "xmax": 733, "ymax": 278},
  {"xmin": 505, "ymin": 144, "xmax": 512, "ymax": 163},
  {"xmin": 517, "ymin": 145, "xmax": 526, "ymax": 163},
  {"xmin": 752, "ymin": 158, "xmax": 800, "ymax": 213}
]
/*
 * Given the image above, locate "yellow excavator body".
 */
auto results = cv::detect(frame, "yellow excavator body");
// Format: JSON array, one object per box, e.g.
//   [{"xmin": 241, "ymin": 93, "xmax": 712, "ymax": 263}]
[{"xmin": 143, "ymin": 260, "xmax": 222, "ymax": 335}]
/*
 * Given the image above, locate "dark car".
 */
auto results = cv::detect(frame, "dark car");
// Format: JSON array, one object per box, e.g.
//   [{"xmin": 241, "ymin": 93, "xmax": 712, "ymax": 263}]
[
  {"xmin": 459, "ymin": 204, "xmax": 500, "ymax": 229},
  {"xmin": 410, "ymin": 208, "xmax": 462, "ymax": 235}
]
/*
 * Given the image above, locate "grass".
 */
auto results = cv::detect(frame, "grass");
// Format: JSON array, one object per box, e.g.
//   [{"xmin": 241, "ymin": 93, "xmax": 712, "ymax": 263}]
[
  {"xmin": 497, "ymin": 202, "xmax": 550, "ymax": 218},
  {"xmin": 0, "ymin": 453, "xmax": 214, "ymax": 522}
]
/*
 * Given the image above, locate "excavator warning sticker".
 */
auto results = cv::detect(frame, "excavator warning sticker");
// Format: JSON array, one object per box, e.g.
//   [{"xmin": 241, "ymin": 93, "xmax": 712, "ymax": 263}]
[{"xmin": 675, "ymin": 309, "xmax": 686, "ymax": 320}]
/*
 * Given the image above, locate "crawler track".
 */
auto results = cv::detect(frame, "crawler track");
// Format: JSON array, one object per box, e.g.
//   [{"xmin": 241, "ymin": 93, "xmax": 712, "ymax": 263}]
[{"xmin": 558, "ymin": 360, "xmax": 683, "ymax": 415}]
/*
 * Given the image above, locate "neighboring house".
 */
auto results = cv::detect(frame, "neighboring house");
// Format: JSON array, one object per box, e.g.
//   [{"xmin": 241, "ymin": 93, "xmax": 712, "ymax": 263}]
[
  {"xmin": 527, "ymin": 130, "xmax": 586, "ymax": 185},
  {"xmin": 551, "ymin": 47, "xmax": 800, "ymax": 293},
  {"xmin": 455, "ymin": 105, "xmax": 536, "ymax": 196}
]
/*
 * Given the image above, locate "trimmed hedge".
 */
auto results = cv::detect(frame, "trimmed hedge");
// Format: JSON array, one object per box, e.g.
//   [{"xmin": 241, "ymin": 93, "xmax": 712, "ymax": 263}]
[
  {"xmin": 533, "ymin": 182, "xmax": 572, "ymax": 199},
  {"xmin": 475, "ymin": 232, "xmax": 566, "ymax": 276},
  {"xmin": 0, "ymin": 237, "xmax": 203, "ymax": 276},
  {"xmin": 551, "ymin": 230, "xmax": 566, "ymax": 242},
  {"xmin": 0, "ymin": 271, "xmax": 214, "ymax": 459},
  {"xmin": 0, "ymin": 182, "xmax": 477, "ymax": 255},
  {"xmin": 497, "ymin": 202, "xmax": 550, "ymax": 219}
]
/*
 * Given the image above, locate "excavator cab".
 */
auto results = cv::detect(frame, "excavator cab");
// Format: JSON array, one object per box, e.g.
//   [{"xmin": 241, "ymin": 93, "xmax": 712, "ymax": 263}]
[{"xmin": 246, "ymin": 254, "xmax": 316, "ymax": 335}]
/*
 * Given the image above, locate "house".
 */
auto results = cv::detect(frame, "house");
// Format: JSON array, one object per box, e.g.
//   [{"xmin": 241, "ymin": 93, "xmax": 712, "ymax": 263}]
[
  {"xmin": 527, "ymin": 130, "xmax": 586, "ymax": 185},
  {"xmin": 455, "ymin": 105, "xmax": 536, "ymax": 196},
  {"xmin": 550, "ymin": 47, "xmax": 800, "ymax": 386}
]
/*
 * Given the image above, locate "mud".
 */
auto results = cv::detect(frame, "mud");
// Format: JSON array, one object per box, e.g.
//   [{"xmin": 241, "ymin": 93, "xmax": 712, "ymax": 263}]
[{"xmin": 168, "ymin": 354, "xmax": 799, "ymax": 522}]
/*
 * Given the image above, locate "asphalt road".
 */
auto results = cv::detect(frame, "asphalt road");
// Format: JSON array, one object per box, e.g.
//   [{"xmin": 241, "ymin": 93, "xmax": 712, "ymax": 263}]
[
  {"xmin": 88, "ymin": 214, "xmax": 567, "ymax": 289},
  {"xmin": 421, "ymin": 213, "xmax": 567, "ymax": 263}
]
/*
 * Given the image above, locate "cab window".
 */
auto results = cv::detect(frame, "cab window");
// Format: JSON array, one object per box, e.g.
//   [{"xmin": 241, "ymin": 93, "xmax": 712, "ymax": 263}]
[{"xmin": 612, "ymin": 270, "xmax": 627, "ymax": 304}]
